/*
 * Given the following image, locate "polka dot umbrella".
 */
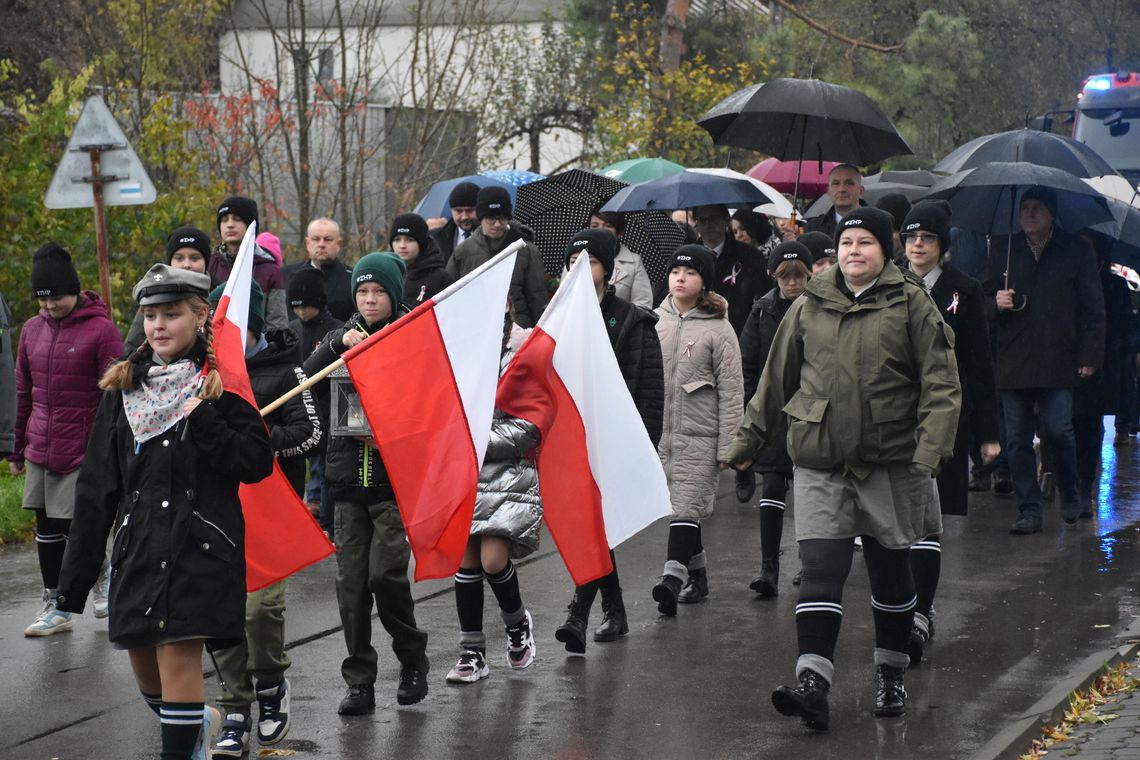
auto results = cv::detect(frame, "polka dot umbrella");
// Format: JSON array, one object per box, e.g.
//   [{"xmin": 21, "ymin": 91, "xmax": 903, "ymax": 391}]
[{"xmin": 514, "ymin": 168, "xmax": 686, "ymax": 281}]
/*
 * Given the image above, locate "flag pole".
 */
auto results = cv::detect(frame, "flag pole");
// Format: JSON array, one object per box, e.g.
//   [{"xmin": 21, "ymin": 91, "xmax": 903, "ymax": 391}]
[{"xmin": 259, "ymin": 240, "xmax": 527, "ymax": 418}]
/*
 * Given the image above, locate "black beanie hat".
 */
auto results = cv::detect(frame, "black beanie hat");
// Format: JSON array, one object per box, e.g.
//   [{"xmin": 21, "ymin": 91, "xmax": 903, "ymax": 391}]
[
  {"xmin": 767, "ymin": 241, "xmax": 813, "ymax": 276},
  {"xmin": 666, "ymin": 244, "xmax": 717, "ymax": 290},
  {"xmin": 902, "ymin": 200, "xmax": 953, "ymax": 256},
  {"xmin": 448, "ymin": 181, "xmax": 481, "ymax": 209},
  {"xmin": 31, "ymin": 242, "xmax": 81, "ymax": 298},
  {"xmin": 388, "ymin": 213, "xmax": 431, "ymax": 253},
  {"xmin": 476, "ymin": 185, "xmax": 512, "ymax": 220},
  {"xmin": 836, "ymin": 207, "xmax": 895, "ymax": 261},
  {"xmin": 1021, "ymin": 185, "xmax": 1059, "ymax": 216},
  {"xmin": 286, "ymin": 267, "xmax": 327, "ymax": 310},
  {"xmin": 564, "ymin": 228, "xmax": 618, "ymax": 278},
  {"xmin": 874, "ymin": 193, "xmax": 912, "ymax": 232},
  {"xmin": 798, "ymin": 231, "xmax": 838, "ymax": 265},
  {"xmin": 217, "ymin": 196, "xmax": 259, "ymax": 231},
  {"xmin": 165, "ymin": 226, "xmax": 212, "ymax": 264}
]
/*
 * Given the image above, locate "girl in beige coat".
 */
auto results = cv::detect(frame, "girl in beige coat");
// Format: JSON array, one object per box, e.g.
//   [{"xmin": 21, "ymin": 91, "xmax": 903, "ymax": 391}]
[{"xmin": 651, "ymin": 245, "xmax": 743, "ymax": 616}]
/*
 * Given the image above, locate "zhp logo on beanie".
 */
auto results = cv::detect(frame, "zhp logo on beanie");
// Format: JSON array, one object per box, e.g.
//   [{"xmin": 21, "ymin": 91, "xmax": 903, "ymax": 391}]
[
  {"xmin": 356, "ymin": 273, "xmax": 373, "ymax": 282},
  {"xmin": 904, "ymin": 222, "xmax": 921, "ymax": 231}
]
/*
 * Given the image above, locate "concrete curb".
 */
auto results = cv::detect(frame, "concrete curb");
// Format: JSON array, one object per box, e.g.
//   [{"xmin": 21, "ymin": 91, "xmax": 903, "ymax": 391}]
[{"xmin": 969, "ymin": 616, "xmax": 1140, "ymax": 760}]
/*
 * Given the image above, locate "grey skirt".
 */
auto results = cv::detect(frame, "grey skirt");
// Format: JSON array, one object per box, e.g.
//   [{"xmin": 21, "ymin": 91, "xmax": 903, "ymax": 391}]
[
  {"xmin": 22, "ymin": 462, "xmax": 79, "ymax": 519},
  {"xmin": 793, "ymin": 463, "xmax": 942, "ymax": 549}
]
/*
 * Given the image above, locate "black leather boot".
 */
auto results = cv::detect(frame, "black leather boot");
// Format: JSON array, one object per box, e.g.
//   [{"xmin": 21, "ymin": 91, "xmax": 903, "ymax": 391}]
[
  {"xmin": 874, "ymin": 664, "xmax": 907, "ymax": 717},
  {"xmin": 554, "ymin": 591, "xmax": 591, "ymax": 653},
  {"xmin": 594, "ymin": 588, "xmax": 629, "ymax": 642},
  {"xmin": 772, "ymin": 668, "xmax": 830, "ymax": 731},
  {"xmin": 749, "ymin": 557, "xmax": 779, "ymax": 597},
  {"xmin": 652, "ymin": 574, "xmax": 684, "ymax": 616}
]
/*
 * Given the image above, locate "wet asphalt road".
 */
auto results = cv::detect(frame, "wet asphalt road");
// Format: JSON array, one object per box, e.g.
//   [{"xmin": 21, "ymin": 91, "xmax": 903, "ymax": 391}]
[{"xmin": 2, "ymin": 428, "xmax": 1140, "ymax": 759}]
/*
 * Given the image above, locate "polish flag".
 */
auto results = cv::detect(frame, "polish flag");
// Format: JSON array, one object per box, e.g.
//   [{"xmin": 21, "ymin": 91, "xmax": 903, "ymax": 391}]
[
  {"xmin": 343, "ymin": 245, "xmax": 520, "ymax": 581},
  {"xmin": 495, "ymin": 254, "xmax": 671, "ymax": 585},
  {"xmin": 212, "ymin": 223, "xmax": 335, "ymax": 592}
]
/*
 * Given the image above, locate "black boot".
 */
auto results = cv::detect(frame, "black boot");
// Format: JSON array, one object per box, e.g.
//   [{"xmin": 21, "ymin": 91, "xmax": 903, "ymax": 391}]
[
  {"xmin": 992, "ymin": 470, "xmax": 1014, "ymax": 496},
  {"xmin": 735, "ymin": 469, "xmax": 756, "ymax": 503},
  {"xmin": 554, "ymin": 591, "xmax": 591, "ymax": 654},
  {"xmin": 652, "ymin": 574, "xmax": 684, "ymax": 616},
  {"xmin": 772, "ymin": 669, "xmax": 830, "ymax": 731},
  {"xmin": 594, "ymin": 588, "xmax": 628, "ymax": 642},
  {"xmin": 874, "ymin": 664, "xmax": 907, "ymax": 717},
  {"xmin": 677, "ymin": 566, "xmax": 709, "ymax": 604},
  {"xmin": 750, "ymin": 558, "xmax": 780, "ymax": 598}
]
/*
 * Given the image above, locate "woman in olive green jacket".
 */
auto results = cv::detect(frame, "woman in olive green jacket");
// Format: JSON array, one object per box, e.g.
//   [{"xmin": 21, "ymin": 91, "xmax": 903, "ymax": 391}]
[{"xmin": 727, "ymin": 208, "xmax": 960, "ymax": 730}]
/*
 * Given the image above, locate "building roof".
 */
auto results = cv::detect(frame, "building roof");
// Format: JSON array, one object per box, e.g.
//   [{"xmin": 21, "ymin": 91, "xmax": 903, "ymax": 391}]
[{"xmin": 227, "ymin": 0, "xmax": 567, "ymax": 29}]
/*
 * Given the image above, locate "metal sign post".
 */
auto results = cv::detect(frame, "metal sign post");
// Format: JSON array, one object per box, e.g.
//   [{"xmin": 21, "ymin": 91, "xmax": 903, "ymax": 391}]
[{"xmin": 44, "ymin": 96, "xmax": 157, "ymax": 311}]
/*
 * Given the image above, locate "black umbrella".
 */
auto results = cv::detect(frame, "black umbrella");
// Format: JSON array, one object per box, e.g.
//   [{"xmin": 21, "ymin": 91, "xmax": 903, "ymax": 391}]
[
  {"xmin": 925, "ymin": 161, "xmax": 1114, "ymax": 309},
  {"xmin": 698, "ymin": 78, "xmax": 911, "ymax": 201},
  {"xmin": 934, "ymin": 129, "xmax": 1116, "ymax": 178},
  {"xmin": 514, "ymin": 168, "xmax": 685, "ymax": 280}
]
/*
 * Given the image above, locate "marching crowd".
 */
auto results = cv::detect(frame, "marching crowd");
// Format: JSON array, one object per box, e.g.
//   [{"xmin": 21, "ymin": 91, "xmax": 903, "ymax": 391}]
[{"xmin": 3, "ymin": 163, "xmax": 1124, "ymax": 757}]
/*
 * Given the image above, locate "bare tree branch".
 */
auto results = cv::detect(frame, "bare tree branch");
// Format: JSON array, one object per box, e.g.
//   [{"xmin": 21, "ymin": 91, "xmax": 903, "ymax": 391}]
[{"xmin": 769, "ymin": 0, "xmax": 904, "ymax": 54}]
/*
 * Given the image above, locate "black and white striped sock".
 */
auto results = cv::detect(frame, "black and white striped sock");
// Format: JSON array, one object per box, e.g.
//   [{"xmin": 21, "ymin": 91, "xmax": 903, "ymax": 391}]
[
  {"xmin": 159, "ymin": 701, "xmax": 203, "ymax": 760},
  {"xmin": 795, "ymin": 601, "xmax": 844, "ymax": 662},
  {"xmin": 910, "ymin": 537, "xmax": 942, "ymax": 618}
]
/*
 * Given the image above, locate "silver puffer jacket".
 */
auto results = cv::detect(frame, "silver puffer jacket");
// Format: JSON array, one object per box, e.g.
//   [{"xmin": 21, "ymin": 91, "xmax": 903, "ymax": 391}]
[{"xmin": 470, "ymin": 410, "xmax": 542, "ymax": 558}]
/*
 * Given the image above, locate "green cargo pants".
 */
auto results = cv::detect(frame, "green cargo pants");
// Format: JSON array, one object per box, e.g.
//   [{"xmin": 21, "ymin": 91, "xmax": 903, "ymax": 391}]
[{"xmin": 213, "ymin": 580, "xmax": 291, "ymax": 716}]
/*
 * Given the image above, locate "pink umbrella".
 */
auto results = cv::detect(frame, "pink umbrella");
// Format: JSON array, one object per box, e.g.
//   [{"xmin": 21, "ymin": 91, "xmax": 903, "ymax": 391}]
[{"xmin": 747, "ymin": 158, "xmax": 841, "ymax": 199}]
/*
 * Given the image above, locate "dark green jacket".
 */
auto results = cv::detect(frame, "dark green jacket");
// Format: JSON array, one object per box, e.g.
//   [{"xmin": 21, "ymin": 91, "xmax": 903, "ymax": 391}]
[{"xmin": 728, "ymin": 262, "xmax": 961, "ymax": 478}]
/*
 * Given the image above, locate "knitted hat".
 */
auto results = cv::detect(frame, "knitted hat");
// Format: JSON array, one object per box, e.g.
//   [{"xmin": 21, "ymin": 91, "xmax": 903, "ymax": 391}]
[
  {"xmin": 874, "ymin": 193, "xmax": 912, "ymax": 232},
  {"xmin": 133, "ymin": 263, "xmax": 211, "ymax": 306},
  {"xmin": 448, "ymin": 181, "xmax": 481, "ymax": 209},
  {"xmin": 1021, "ymin": 186, "xmax": 1058, "ymax": 216},
  {"xmin": 208, "ymin": 280, "xmax": 266, "ymax": 338},
  {"xmin": 476, "ymin": 186, "xmax": 512, "ymax": 220},
  {"xmin": 165, "ymin": 226, "xmax": 212, "ymax": 265},
  {"xmin": 286, "ymin": 267, "xmax": 327, "ymax": 310},
  {"xmin": 352, "ymin": 251, "xmax": 406, "ymax": 307},
  {"xmin": 31, "ymin": 242, "xmax": 81, "ymax": 298},
  {"xmin": 256, "ymin": 232, "xmax": 283, "ymax": 265},
  {"xmin": 216, "ymin": 196, "xmax": 259, "ymax": 230},
  {"xmin": 767, "ymin": 241, "xmax": 813, "ymax": 276},
  {"xmin": 388, "ymin": 213, "xmax": 430, "ymax": 253},
  {"xmin": 564, "ymin": 228, "xmax": 618, "ymax": 278},
  {"xmin": 836, "ymin": 207, "xmax": 895, "ymax": 261},
  {"xmin": 666, "ymin": 244, "xmax": 717, "ymax": 290},
  {"xmin": 902, "ymin": 200, "xmax": 952, "ymax": 256},
  {"xmin": 798, "ymin": 231, "xmax": 838, "ymax": 265}
]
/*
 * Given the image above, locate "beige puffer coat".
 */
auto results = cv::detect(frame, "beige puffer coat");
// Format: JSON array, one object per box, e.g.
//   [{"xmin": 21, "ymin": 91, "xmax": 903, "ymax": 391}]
[{"xmin": 655, "ymin": 296, "xmax": 744, "ymax": 519}]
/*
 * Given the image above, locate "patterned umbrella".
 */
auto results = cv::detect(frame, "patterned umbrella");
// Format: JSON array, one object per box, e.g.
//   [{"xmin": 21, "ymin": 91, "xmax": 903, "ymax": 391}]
[
  {"xmin": 514, "ymin": 168, "xmax": 686, "ymax": 281},
  {"xmin": 480, "ymin": 169, "xmax": 546, "ymax": 188}
]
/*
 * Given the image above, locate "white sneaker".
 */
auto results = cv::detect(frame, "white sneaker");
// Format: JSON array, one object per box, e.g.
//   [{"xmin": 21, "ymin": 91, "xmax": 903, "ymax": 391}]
[
  {"xmin": 25, "ymin": 589, "xmax": 74, "ymax": 637},
  {"xmin": 854, "ymin": 536, "xmax": 864, "ymax": 549},
  {"xmin": 505, "ymin": 610, "xmax": 536, "ymax": 669},
  {"xmin": 211, "ymin": 712, "xmax": 251, "ymax": 758},
  {"xmin": 446, "ymin": 650, "xmax": 490, "ymax": 684},
  {"xmin": 92, "ymin": 562, "xmax": 111, "ymax": 619},
  {"xmin": 191, "ymin": 705, "xmax": 220, "ymax": 760}
]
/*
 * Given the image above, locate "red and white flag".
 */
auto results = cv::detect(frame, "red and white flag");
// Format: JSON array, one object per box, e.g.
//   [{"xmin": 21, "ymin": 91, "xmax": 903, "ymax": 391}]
[
  {"xmin": 496, "ymin": 253, "xmax": 671, "ymax": 585},
  {"xmin": 343, "ymin": 245, "xmax": 520, "ymax": 581},
  {"xmin": 212, "ymin": 222, "xmax": 335, "ymax": 592}
]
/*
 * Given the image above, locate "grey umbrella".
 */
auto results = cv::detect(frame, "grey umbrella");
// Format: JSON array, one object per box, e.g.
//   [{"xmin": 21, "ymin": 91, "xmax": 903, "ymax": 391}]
[{"xmin": 934, "ymin": 129, "xmax": 1116, "ymax": 178}]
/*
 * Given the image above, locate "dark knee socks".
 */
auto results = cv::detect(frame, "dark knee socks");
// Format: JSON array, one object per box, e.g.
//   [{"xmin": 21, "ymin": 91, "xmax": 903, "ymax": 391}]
[
  {"xmin": 759, "ymin": 474, "xmax": 787, "ymax": 561},
  {"xmin": 141, "ymin": 690, "xmax": 163, "ymax": 716},
  {"xmin": 576, "ymin": 550, "xmax": 620, "ymax": 608},
  {"xmin": 487, "ymin": 561, "xmax": 525, "ymax": 627},
  {"xmin": 794, "ymin": 539, "xmax": 855, "ymax": 682},
  {"xmin": 454, "ymin": 566, "xmax": 485, "ymax": 650},
  {"xmin": 159, "ymin": 701, "xmax": 203, "ymax": 760},
  {"xmin": 34, "ymin": 511, "xmax": 69, "ymax": 589},
  {"xmin": 910, "ymin": 535, "xmax": 941, "ymax": 619},
  {"xmin": 864, "ymin": 538, "xmax": 917, "ymax": 663},
  {"xmin": 667, "ymin": 521, "xmax": 701, "ymax": 566}
]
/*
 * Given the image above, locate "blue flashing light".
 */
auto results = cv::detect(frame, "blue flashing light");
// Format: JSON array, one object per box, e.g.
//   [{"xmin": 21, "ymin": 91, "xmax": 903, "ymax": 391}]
[{"xmin": 1085, "ymin": 76, "xmax": 1114, "ymax": 92}]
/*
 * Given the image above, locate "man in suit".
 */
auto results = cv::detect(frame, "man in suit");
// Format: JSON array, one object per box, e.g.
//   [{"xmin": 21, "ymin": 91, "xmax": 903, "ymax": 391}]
[{"xmin": 430, "ymin": 182, "xmax": 481, "ymax": 264}]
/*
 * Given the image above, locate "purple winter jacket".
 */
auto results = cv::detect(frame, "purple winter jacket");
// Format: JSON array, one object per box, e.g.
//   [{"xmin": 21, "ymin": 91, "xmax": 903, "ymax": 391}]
[{"xmin": 10, "ymin": 291, "xmax": 124, "ymax": 472}]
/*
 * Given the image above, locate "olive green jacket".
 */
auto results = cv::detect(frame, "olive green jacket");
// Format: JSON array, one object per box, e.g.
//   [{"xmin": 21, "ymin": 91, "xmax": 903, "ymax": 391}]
[{"xmin": 727, "ymin": 262, "xmax": 961, "ymax": 479}]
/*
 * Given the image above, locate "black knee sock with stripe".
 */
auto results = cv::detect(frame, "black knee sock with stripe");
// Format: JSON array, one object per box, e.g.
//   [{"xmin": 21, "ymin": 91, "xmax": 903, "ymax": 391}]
[
  {"xmin": 454, "ymin": 566, "xmax": 484, "ymax": 648},
  {"xmin": 910, "ymin": 535, "xmax": 941, "ymax": 619},
  {"xmin": 795, "ymin": 539, "xmax": 855, "ymax": 670},
  {"xmin": 759, "ymin": 474, "xmax": 787, "ymax": 561},
  {"xmin": 666, "ymin": 521, "xmax": 701, "ymax": 566},
  {"xmin": 864, "ymin": 538, "xmax": 917, "ymax": 656},
  {"xmin": 487, "ymin": 561, "xmax": 524, "ymax": 626},
  {"xmin": 159, "ymin": 701, "xmax": 203, "ymax": 760},
  {"xmin": 34, "ymin": 511, "xmax": 70, "ymax": 589},
  {"xmin": 141, "ymin": 690, "xmax": 162, "ymax": 717}
]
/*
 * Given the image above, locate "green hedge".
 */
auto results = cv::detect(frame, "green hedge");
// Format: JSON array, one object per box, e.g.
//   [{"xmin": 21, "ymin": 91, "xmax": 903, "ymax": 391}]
[{"xmin": 0, "ymin": 470, "xmax": 31, "ymax": 544}]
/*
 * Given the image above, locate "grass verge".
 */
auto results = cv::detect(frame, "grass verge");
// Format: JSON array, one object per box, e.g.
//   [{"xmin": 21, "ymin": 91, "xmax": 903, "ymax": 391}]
[{"xmin": 0, "ymin": 470, "xmax": 31, "ymax": 545}]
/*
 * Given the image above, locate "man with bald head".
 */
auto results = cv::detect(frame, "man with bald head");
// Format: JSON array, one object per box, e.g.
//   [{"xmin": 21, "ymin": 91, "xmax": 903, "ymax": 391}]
[{"xmin": 283, "ymin": 218, "xmax": 354, "ymax": 322}]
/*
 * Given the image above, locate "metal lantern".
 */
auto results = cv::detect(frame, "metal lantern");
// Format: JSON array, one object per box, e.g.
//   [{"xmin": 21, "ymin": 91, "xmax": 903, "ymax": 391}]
[{"xmin": 328, "ymin": 365, "xmax": 372, "ymax": 438}]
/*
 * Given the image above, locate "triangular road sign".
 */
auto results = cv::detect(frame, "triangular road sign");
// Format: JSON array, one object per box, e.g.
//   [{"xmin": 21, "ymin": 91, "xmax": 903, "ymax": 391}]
[{"xmin": 44, "ymin": 96, "xmax": 157, "ymax": 209}]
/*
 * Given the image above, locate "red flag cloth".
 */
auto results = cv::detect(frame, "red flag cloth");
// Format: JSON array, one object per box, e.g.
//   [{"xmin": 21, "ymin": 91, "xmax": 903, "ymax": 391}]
[{"xmin": 212, "ymin": 223, "xmax": 334, "ymax": 592}]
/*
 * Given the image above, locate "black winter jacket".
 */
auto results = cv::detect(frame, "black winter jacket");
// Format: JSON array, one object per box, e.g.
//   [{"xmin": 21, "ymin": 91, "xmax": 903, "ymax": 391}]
[
  {"xmin": 738, "ymin": 288, "xmax": 794, "ymax": 474},
  {"xmin": 711, "ymin": 236, "xmax": 774, "ymax": 337},
  {"xmin": 431, "ymin": 219, "xmax": 464, "ymax": 264},
  {"xmin": 303, "ymin": 309, "xmax": 408, "ymax": 501},
  {"xmin": 600, "ymin": 291, "xmax": 665, "ymax": 446},
  {"xmin": 404, "ymin": 239, "xmax": 455, "ymax": 307},
  {"xmin": 248, "ymin": 330, "xmax": 322, "ymax": 493},
  {"xmin": 56, "ymin": 354, "xmax": 274, "ymax": 648},
  {"xmin": 984, "ymin": 229, "xmax": 1106, "ymax": 389},
  {"xmin": 290, "ymin": 308, "xmax": 343, "ymax": 363},
  {"xmin": 1074, "ymin": 263, "xmax": 1133, "ymax": 417}
]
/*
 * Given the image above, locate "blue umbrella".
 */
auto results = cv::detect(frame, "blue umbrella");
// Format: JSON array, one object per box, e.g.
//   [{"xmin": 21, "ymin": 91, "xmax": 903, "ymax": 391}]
[
  {"xmin": 413, "ymin": 174, "xmax": 505, "ymax": 218},
  {"xmin": 599, "ymin": 169, "xmax": 775, "ymax": 213},
  {"xmin": 480, "ymin": 169, "xmax": 546, "ymax": 188}
]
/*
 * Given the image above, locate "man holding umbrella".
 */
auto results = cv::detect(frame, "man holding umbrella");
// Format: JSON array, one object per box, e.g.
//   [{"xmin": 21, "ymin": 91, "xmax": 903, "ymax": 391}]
[{"xmin": 986, "ymin": 187, "xmax": 1105, "ymax": 534}]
